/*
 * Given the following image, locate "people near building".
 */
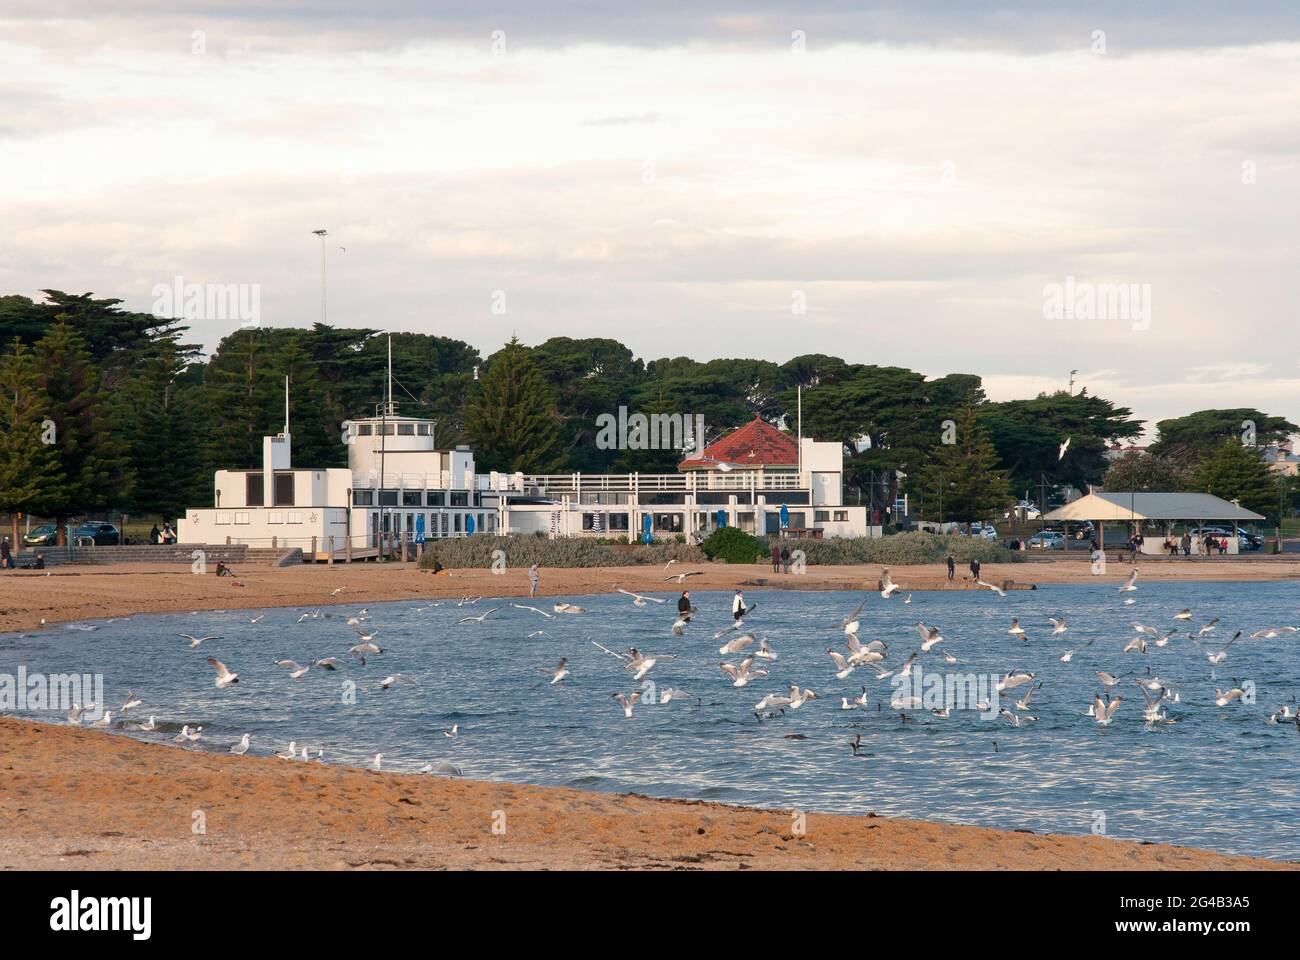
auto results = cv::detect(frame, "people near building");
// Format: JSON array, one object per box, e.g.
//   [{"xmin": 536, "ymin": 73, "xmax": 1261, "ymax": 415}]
[
  {"xmin": 161, "ymin": 522, "xmax": 176, "ymax": 544},
  {"xmin": 732, "ymin": 589, "xmax": 748, "ymax": 621},
  {"xmin": 780, "ymin": 544, "xmax": 791, "ymax": 574},
  {"xmin": 770, "ymin": 542, "xmax": 781, "ymax": 573},
  {"xmin": 149, "ymin": 524, "xmax": 161, "ymax": 545},
  {"xmin": 1180, "ymin": 531, "xmax": 1191, "ymax": 556},
  {"xmin": 968, "ymin": 558, "xmax": 980, "ymax": 581},
  {"xmin": 529, "ymin": 563, "xmax": 539, "ymax": 598},
  {"xmin": 946, "ymin": 553, "xmax": 955, "ymax": 581},
  {"xmin": 0, "ymin": 536, "xmax": 11, "ymax": 570}
]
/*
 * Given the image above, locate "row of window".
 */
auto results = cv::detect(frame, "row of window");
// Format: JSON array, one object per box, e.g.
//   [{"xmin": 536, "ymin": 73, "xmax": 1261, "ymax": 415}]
[
  {"xmin": 244, "ymin": 473, "xmax": 295, "ymax": 507},
  {"xmin": 354, "ymin": 489, "xmax": 472, "ymax": 507},
  {"xmin": 353, "ymin": 422, "xmax": 432, "ymax": 437}
]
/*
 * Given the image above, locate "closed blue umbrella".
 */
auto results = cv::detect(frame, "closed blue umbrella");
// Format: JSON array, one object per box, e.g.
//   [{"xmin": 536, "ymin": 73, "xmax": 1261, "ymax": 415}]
[
  {"xmin": 779, "ymin": 503, "xmax": 790, "ymax": 528},
  {"xmin": 715, "ymin": 509, "xmax": 727, "ymax": 529},
  {"xmin": 642, "ymin": 513, "xmax": 653, "ymax": 543},
  {"xmin": 466, "ymin": 514, "xmax": 476, "ymax": 535},
  {"xmin": 415, "ymin": 514, "xmax": 426, "ymax": 544}
]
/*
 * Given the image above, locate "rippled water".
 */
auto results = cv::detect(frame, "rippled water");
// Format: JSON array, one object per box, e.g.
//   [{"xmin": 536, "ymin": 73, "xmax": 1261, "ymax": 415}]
[{"xmin": 3, "ymin": 581, "xmax": 1298, "ymax": 859}]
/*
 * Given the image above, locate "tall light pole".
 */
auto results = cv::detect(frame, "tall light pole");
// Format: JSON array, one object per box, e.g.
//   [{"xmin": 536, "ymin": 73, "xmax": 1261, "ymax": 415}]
[
  {"xmin": 1068, "ymin": 369, "xmax": 1078, "ymax": 394},
  {"xmin": 312, "ymin": 229, "xmax": 328, "ymax": 324}
]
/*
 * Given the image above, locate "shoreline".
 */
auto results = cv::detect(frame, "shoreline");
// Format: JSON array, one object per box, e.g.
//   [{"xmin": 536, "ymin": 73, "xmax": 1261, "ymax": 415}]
[{"xmin": 3, "ymin": 558, "xmax": 1298, "ymax": 870}]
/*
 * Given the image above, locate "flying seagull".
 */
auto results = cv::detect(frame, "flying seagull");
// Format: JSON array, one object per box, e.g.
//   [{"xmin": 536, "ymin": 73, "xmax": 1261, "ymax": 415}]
[
  {"xmin": 179, "ymin": 634, "xmax": 220, "ymax": 648},
  {"xmin": 207, "ymin": 657, "xmax": 239, "ymax": 688}
]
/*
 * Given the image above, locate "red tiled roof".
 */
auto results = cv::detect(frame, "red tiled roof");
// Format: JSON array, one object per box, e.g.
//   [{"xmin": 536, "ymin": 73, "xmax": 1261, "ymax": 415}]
[{"xmin": 679, "ymin": 416, "xmax": 799, "ymax": 470}]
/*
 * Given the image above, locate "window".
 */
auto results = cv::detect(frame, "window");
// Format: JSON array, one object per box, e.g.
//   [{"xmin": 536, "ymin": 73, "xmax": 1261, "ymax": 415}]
[
  {"xmin": 815, "ymin": 510, "xmax": 830, "ymax": 522},
  {"xmin": 379, "ymin": 490, "xmax": 398, "ymax": 506},
  {"xmin": 402, "ymin": 491, "xmax": 422, "ymax": 507},
  {"xmin": 274, "ymin": 473, "xmax": 295, "ymax": 506},
  {"xmin": 426, "ymin": 491, "xmax": 445, "ymax": 506},
  {"xmin": 454, "ymin": 514, "xmax": 462, "ymax": 532},
  {"xmin": 287, "ymin": 512, "xmax": 303, "ymax": 524},
  {"xmin": 834, "ymin": 511, "xmax": 848, "ymax": 522},
  {"xmin": 379, "ymin": 423, "xmax": 395, "ymax": 435},
  {"xmin": 417, "ymin": 423, "xmax": 431, "ymax": 436},
  {"xmin": 609, "ymin": 513, "xmax": 629, "ymax": 531},
  {"xmin": 246, "ymin": 473, "xmax": 264, "ymax": 507},
  {"xmin": 215, "ymin": 512, "xmax": 231, "ymax": 525},
  {"xmin": 397, "ymin": 423, "xmax": 415, "ymax": 436},
  {"xmin": 354, "ymin": 490, "xmax": 374, "ymax": 506},
  {"xmin": 234, "ymin": 512, "xmax": 250, "ymax": 525},
  {"xmin": 268, "ymin": 511, "xmax": 283, "ymax": 524},
  {"xmin": 356, "ymin": 423, "xmax": 373, "ymax": 436},
  {"xmin": 450, "ymin": 491, "xmax": 468, "ymax": 507}
]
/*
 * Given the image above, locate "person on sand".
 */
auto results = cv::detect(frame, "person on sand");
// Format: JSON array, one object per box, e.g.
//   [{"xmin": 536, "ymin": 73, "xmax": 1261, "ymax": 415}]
[
  {"xmin": 529, "ymin": 563, "xmax": 539, "ymax": 598},
  {"xmin": 969, "ymin": 558, "xmax": 981, "ymax": 582},
  {"xmin": 770, "ymin": 542, "xmax": 781, "ymax": 573},
  {"xmin": 732, "ymin": 589, "xmax": 748, "ymax": 621},
  {"xmin": 946, "ymin": 553, "xmax": 955, "ymax": 581},
  {"xmin": 0, "ymin": 536, "xmax": 11, "ymax": 570},
  {"xmin": 1180, "ymin": 531, "xmax": 1191, "ymax": 556},
  {"xmin": 780, "ymin": 544, "xmax": 791, "ymax": 574}
]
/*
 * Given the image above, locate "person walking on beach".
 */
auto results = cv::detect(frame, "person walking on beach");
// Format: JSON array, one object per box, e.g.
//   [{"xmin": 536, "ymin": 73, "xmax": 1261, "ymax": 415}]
[
  {"xmin": 732, "ymin": 589, "xmax": 748, "ymax": 621},
  {"xmin": 946, "ymin": 553, "xmax": 955, "ymax": 581},
  {"xmin": 0, "ymin": 536, "xmax": 11, "ymax": 570},
  {"xmin": 969, "ymin": 558, "xmax": 981, "ymax": 582},
  {"xmin": 528, "ymin": 563, "xmax": 539, "ymax": 598},
  {"xmin": 770, "ymin": 542, "xmax": 781, "ymax": 573},
  {"xmin": 780, "ymin": 544, "xmax": 791, "ymax": 574}
]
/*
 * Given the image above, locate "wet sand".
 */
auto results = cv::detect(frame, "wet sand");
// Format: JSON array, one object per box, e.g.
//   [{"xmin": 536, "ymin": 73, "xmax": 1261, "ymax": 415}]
[{"xmin": 2, "ymin": 556, "xmax": 1297, "ymax": 870}]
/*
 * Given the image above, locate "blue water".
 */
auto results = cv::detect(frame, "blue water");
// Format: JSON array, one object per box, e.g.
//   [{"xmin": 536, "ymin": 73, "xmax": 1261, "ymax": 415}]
[{"xmin": 2, "ymin": 582, "xmax": 1298, "ymax": 860}]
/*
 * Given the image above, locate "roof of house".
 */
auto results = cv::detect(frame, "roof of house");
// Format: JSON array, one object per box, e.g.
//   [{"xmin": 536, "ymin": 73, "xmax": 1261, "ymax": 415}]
[
  {"xmin": 1043, "ymin": 492, "xmax": 1265, "ymax": 522},
  {"xmin": 678, "ymin": 416, "xmax": 799, "ymax": 470}
]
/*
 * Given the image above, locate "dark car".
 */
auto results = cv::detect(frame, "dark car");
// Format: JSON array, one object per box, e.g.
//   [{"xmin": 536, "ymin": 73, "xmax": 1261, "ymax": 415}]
[
  {"xmin": 22, "ymin": 523, "xmax": 58, "ymax": 547},
  {"xmin": 72, "ymin": 522, "xmax": 120, "ymax": 546}
]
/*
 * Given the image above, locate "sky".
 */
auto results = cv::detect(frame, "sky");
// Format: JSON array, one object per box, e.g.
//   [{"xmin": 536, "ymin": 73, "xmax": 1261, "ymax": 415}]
[{"xmin": 3, "ymin": 2, "xmax": 1299, "ymax": 438}]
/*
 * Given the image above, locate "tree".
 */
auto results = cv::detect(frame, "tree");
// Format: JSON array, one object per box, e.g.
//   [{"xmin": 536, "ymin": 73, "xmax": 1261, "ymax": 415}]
[
  {"xmin": 1191, "ymin": 439, "xmax": 1279, "ymax": 520},
  {"xmin": 0, "ymin": 339, "xmax": 64, "ymax": 544},
  {"xmin": 32, "ymin": 321, "xmax": 133, "ymax": 536},
  {"xmin": 1150, "ymin": 408, "xmax": 1298, "ymax": 465},
  {"xmin": 464, "ymin": 337, "xmax": 563, "ymax": 473},
  {"xmin": 1101, "ymin": 451, "xmax": 1192, "ymax": 493},
  {"xmin": 907, "ymin": 407, "xmax": 1012, "ymax": 524}
]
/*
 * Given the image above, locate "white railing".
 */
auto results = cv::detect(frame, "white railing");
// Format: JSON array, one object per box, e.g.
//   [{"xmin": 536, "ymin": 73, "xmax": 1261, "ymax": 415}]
[{"xmin": 519, "ymin": 471, "xmax": 804, "ymax": 494}]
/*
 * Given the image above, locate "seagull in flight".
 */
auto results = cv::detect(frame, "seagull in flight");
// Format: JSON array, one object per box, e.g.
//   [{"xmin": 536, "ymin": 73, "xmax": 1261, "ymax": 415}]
[
  {"xmin": 1060, "ymin": 640, "xmax": 1094, "ymax": 662},
  {"xmin": 916, "ymin": 623, "xmax": 944, "ymax": 652},
  {"xmin": 1048, "ymin": 617, "xmax": 1067, "ymax": 637},
  {"xmin": 753, "ymin": 638, "xmax": 778, "ymax": 661},
  {"xmin": 878, "ymin": 568, "xmax": 901, "ymax": 598},
  {"xmin": 1215, "ymin": 685, "xmax": 1245, "ymax": 707},
  {"xmin": 119, "ymin": 691, "xmax": 143, "ymax": 714},
  {"xmin": 553, "ymin": 602, "xmax": 586, "ymax": 614},
  {"xmin": 1007, "ymin": 618, "xmax": 1025, "ymax": 638},
  {"xmin": 511, "ymin": 603, "xmax": 554, "ymax": 618},
  {"xmin": 617, "ymin": 588, "xmax": 666, "ymax": 607},
  {"xmin": 719, "ymin": 633, "xmax": 756, "ymax": 655},
  {"xmin": 834, "ymin": 597, "xmax": 868, "ymax": 636},
  {"xmin": 207, "ymin": 657, "xmax": 239, "ymax": 687},
  {"xmin": 179, "ymin": 634, "xmax": 220, "ymax": 648},
  {"xmin": 1092, "ymin": 695, "xmax": 1123, "ymax": 726},
  {"xmin": 273, "ymin": 658, "xmax": 310, "ymax": 679},
  {"xmin": 663, "ymin": 571, "xmax": 703, "ymax": 583},
  {"xmin": 827, "ymin": 649, "xmax": 856, "ymax": 680},
  {"xmin": 457, "ymin": 608, "xmax": 499, "ymax": 625},
  {"xmin": 1058, "ymin": 436, "xmax": 1070, "ymax": 460},
  {"xmin": 312, "ymin": 657, "xmax": 341, "ymax": 671},
  {"xmin": 720, "ymin": 657, "xmax": 767, "ymax": 687},
  {"xmin": 1173, "ymin": 609, "xmax": 1192, "ymax": 621},
  {"xmin": 1206, "ymin": 631, "xmax": 1242, "ymax": 665},
  {"xmin": 379, "ymin": 674, "xmax": 418, "ymax": 689},
  {"xmin": 348, "ymin": 641, "xmax": 383, "ymax": 665},
  {"xmin": 1119, "ymin": 569, "xmax": 1139, "ymax": 593},
  {"xmin": 612, "ymin": 691, "xmax": 641, "ymax": 718},
  {"xmin": 624, "ymin": 648, "xmax": 676, "ymax": 680},
  {"xmin": 976, "ymin": 579, "xmax": 1011, "ymax": 597},
  {"xmin": 537, "ymin": 658, "xmax": 570, "ymax": 684}
]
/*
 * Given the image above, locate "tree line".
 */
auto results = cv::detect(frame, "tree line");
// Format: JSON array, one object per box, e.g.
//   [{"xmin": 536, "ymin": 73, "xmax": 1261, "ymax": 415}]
[{"xmin": 0, "ymin": 290, "xmax": 1293, "ymax": 534}]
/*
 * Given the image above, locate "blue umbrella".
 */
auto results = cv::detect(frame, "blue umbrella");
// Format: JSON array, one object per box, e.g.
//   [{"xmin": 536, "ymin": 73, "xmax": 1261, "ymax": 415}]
[
  {"xmin": 466, "ymin": 514, "xmax": 476, "ymax": 535},
  {"xmin": 779, "ymin": 503, "xmax": 790, "ymax": 528},
  {"xmin": 715, "ymin": 509, "xmax": 727, "ymax": 529},
  {"xmin": 642, "ymin": 513, "xmax": 653, "ymax": 544},
  {"xmin": 415, "ymin": 514, "xmax": 426, "ymax": 544}
]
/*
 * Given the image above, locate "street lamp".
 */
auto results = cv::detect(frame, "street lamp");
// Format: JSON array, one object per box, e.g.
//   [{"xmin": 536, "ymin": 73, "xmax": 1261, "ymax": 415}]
[{"xmin": 312, "ymin": 229, "xmax": 328, "ymax": 324}]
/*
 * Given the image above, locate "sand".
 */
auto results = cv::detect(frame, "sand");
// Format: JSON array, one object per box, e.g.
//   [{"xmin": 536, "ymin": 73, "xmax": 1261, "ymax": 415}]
[{"xmin": 1, "ymin": 555, "xmax": 1297, "ymax": 870}]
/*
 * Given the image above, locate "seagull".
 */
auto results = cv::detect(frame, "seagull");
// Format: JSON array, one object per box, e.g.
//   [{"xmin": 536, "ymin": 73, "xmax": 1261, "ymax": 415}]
[
  {"xmin": 207, "ymin": 657, "xmax": 239, "ymax": 688},
  {"xmin": 1060, "ymin": 640, "xmax": 1094, "ymax": 662},
  {"xmin": 1206, "ymin": 631, "xmax": 1242, "ymax": 665},
  {"xmin": 273, "ymin": 658, "xmax": 311, "ymax": 679},
  {"xmin": 1058, "ymin": 436, "xmax": 1070, "ymax": 460},
  {"xmin": 457, "ymin": 609, "xmax": 499, "ymax": 625},
  {"xmin": 312, "ymin": 657, "xmax": 341, "ymax": 671},
  {"xmin": 1154, "ymin": 628, "xmax": 1180, "ymax": 648},
  {"xmin": 444, "ymin": 724, "xmax": 458, "ymax": 738},
  {"xmin": 659, "ymin": 687, "xmax": 699, "ymax": 704},
  {"xmin": 827, "ymin": 649, "xmax": 856, "ymax": 680},
  {"xmin": 720, "ymin": 657, "xmax": 767, "ymax": 687},
  {"xmin": 348, "ymin": 642, "xmax": 383, "ymax": 665},
  {"xmin": 997, "ymin": 669, "xmax": 1035, "ymax": 691},
  {"xmin": 671, "ymin": 615, "xmax": 692, "ymax": 637},
  {"xmin": 1007, "ymin": 618, "xmax": 1026, "ymax": 638},
  {"xmin": 878, "ymin": 568, "xmax": 901, "ymax": 598},
  {"xmin": 276, "ymin": 741, "xmax": 298, "ymax": 759},
  {"xmin": 916, "ymin": 623, "xmax": 944, "ymax": 652},
  {"xmin": 1123, "ymin": 636, "xmax": 1148, "ymax": 654},
  {"xmin": 612, "ymin": 691, "xmax": 641, "ymax": 718},
  {"xmin": 719, "ymin": 633, "xmax": 756, "ymax": 655},
  {"xmin": 1215, "ymin": 686, "xmax": 1245, "ymax": 707},
  {"xmin": 1005, "ymin": 682, "xmax": 1042, "ymax": 712},
  {"xmin": 526, "ymin": 630, "xmax": 546, "ymax": 639},
  {"xmin": 537, "ymin": 658, "xmax": 570, "ymax": 684},
  {"xmin": 624, "ymin": 648, "xmax": 676, "ymax": 680},
  {"xmin": 331, "ymin": 587, "xmax": 345, "ymax": 596},
  {"xmin": 846, "ymin": 635, "xmax": 886, "ymax": 665},
  {"xmin": 133, "ymin": 715, "xmax": 157, "ymax": 731},
  {"xmin": 230, "ymin": 733, "xmax": 252, "ymax": 755},
  {"xmin": 419, "ymin": 759, "xmax": 462, "ymax": 776},
  {"xmin": 511, "ymin": 603, "xmax": 554, "ymax": 618},
  {"xmin": 178, "ymin": 634, "xmax": 220, "ymax": 648},
  {"xmin": 120, "ymin": 691, "xmax": 143, "ymax": 714},
  {"xmin": 834, "ymin": 597, "xmax": 868, "ymax": 635},
  {"xmin": 1196, "ymin": 618, "xmax": 1221, "ymax": 638},
  {"xmin": 553, "ymin": 602, "xmax": 586, "ymax": 614},
  {"xmin": 1048, "ymin": 617, "xmax": 1068, "ymax": 637},
  {"xmin": 754, "ymin": 692, "xmax": 792, "ymax": 712},
  {"xmin": 352, "ymin": 627, "xmax": 380, "ymax": 643},
  {"xmin": 976, "ymin": 579, "xmax": 1009, "ymax": 597},
  {"xmin": 999, "ymin": 708, "xmax": 1037, "ymax": 727},
  {"xmin": 787, "ymin": 685, "xmax": 817, "ymax": 709},
  {"xmin": 372, "ymin": 753, "xmax": 384, "ymax": 771},
  {"xmin": 663, "ymin": 571, "xmax": 703, "ymax": 583},
  {"xmin": 248, "ymin": 613, "xmax": 265, "ymax": 624},
  {"xmin": 174, "ymin": 724, "xmax": 203, "ymax": 743},
  {"xmin": 617, "ymin": 588, "xmax": 666, "ymax": 607},
  {"xmin": 753, "ymin": 638, "xmax": 778, "ymax": 661},
  {"xmin": 1119, "ymin": 569, "xmax": 1139, "ymax": 593},
  {"xmin": 893, "ymin": 652, "xmax": 919, "ymax": 680},
  {"xmin": 91, "ymin": 710, "xmax": 113, "ymax": 728},
  {"xmin": 379, "ymin": 674, "xmax": 418, "ymax": 689},
  {"xmin": 1173, "ymin": 609, "xmax": 1192, "ymax": 621},
  {"xmin": 1092, "ymin": 695, "xmax": 1123, "ymax": 726},
  {"xmin": 1251, "ymin": 626, "xmax": 1300, "ymax": 639},
  {"xmin": 1096, "ymin": 671, "xmax": 1120, "ymax": 689}
]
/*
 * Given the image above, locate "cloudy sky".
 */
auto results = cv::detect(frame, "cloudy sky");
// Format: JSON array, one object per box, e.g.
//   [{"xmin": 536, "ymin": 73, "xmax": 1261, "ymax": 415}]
[{"xmin": 3, "ymin": 2, "xmax": 1299, "ymax": 436}]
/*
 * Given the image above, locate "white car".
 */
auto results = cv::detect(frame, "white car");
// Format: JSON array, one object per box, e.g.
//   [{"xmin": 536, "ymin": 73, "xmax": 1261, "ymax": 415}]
[
  {"xmin": 970, "ymin": 522, "xmax": 998, "ymax": 540},
  {"xmin": 1004, "ymin": 500, "xmax": 1042, "ymax": 520}
]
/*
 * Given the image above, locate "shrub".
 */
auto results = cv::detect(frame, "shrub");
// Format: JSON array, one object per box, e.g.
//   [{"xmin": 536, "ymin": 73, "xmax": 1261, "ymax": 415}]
[
  {"xmin": 418, "ymin": 535, "xmax": 704, "ymax": 569},
  {"xmin": 784, "ymin": 532, "xmax": 1022, "ymax": 565},
  {"xmin": 701, "ymin": 526, "xmax": 768, "ymax": 564}
]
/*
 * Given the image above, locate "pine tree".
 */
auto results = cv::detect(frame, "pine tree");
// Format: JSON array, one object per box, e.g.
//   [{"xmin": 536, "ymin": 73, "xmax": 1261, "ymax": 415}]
[
  {"xmin": 0, "ymin": 339, "xmax": 65, "ymax": 544},
  {"xmin": 1192, "ymin": 439, "xmax": 1278, "ymax": 520},
  {"xmin": 33, "ymin": 320, "xmax": 133, "ymax": 536},
  {"xmin": 907, "ymin": 406, "xmax": 1012, "ymax": 525},
  {"xmin": 464, "ymin": 337, "xmax": 562, "ymax": 473}
]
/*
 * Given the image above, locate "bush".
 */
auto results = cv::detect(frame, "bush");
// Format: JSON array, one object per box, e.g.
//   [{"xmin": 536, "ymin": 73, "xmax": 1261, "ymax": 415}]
[
  {"xmin": 784, "ymin": 532, "xmax": 1022, "ymax": 565},
  {"xmin": 418, "ymin": 535, "xmax": 704, "ymax": 569},
  {"xmin": 701, "ymin": 526, "xmax": 768, "ymax": 564}
]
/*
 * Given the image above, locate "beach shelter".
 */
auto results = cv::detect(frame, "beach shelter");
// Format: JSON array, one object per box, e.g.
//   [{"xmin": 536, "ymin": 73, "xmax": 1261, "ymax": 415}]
[{"xmin": 1043, "ymin": 492, "xmax": 1264, "ymax": 551}]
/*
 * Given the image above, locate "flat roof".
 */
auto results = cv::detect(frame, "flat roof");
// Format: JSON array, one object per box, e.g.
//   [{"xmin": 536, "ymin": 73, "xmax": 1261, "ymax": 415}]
[{"xmin": 1044, "ymin": 492, "xmax": 1265, "ymax": 522}]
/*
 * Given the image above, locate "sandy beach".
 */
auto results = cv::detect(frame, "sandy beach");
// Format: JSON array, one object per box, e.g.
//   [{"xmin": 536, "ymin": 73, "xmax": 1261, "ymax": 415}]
[{"xmin": 2, "ymin": 556, "xmax": 1298, "ymax": 871}]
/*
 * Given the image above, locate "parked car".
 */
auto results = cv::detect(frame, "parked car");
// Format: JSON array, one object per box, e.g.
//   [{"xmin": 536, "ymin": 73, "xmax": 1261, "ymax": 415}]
[
  {"xmin": 1238, "ymin": 532, "xmax": 1263, "ymax": 551},
  {"xmin": 72, "ymin": 522, "xmax": 120, "ymax": 546},
  {"xmin": 1027, "ymin": 530, "xmax": 1065, "ymax": 549},
  {"xmin": 1004, "ymin": 500, "xmax": 1042, "ymax": 520},
  {"xmin": 970, "ymin": 522, "xmax": 998, "ymax": 540},
  {"xmin": 22, "ymin": 523, "xmax": 58, "ymax": 546}
]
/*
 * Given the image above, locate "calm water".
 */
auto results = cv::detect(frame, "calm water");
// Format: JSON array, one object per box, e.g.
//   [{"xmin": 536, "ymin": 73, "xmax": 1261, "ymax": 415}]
[{"xmin": 3, "ymin": 582, "xmax": 1298, "ymax": 859}]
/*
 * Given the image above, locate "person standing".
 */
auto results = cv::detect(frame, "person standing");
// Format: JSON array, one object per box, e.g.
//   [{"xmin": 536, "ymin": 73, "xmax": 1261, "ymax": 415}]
[
  {"xmin": 677, "ymin": 590, "xmax": 692, "ymax": 620},
  {"xmin": 732, "ymin": 589, "xmax": 748, "ymax": 621},
  {"xmin": 969, "ymin": 558, "xmax": 981, "ymax": 582},
  {"xmin": 149, "ymin": 524, "xmax": 161, "ymax": 545},
  {"xmin": 1180, "ymin": 531, "xmax": 1191, "ymax": 556},
  {"xmin": 0, "ymin": 536, "xmax": 11, "ymax": 570},
  {"xmin": 945, "ymin": 553, "xmax": 956, "ymax": 581},
  {"xmin": 770, "ymin": 542, "xmax": 781, "ymax": 573},
  {"xmin": 780, "ymin": 544, "xmax": 791, "ymax": 574},
  {"xmin": 528, "ymin": 563, "xmax": 539, "ymax": 598}
]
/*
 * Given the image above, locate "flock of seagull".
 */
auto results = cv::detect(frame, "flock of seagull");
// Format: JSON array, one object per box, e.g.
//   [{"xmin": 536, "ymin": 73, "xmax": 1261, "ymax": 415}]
[{"xmin": 52, "ymin": 561, "xmax": 1300, "ymax": 779}]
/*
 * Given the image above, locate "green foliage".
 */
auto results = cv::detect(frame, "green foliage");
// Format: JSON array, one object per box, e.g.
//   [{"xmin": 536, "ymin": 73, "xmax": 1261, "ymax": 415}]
[
  {"xmin": 1150, "ymin": 409, "xmax": 1298, "ymax": 464},
  {"xmin": 1101, "ymin": 450, "xmax": 1192, "ymax": 493},
  {"xmin": 418, "ymin": 535, "xmax": 704, "ymax": 569},
  {"xmin": 0, "ymin": 339, "xmax": 63, "ymax": 519},
  {"xmin": 907, "ymin": 407, "xmax": 1012, "ymax": 524},
  {"xmin": 701, "ymin": 526, "xmax": 768, "ymax": 563},
  {"xmin": 786, "ymin": 532, "xmax": 1022, "ymax": 565},
  {"xmin": 465, "ymin": 337, "xmax": 564, "ymax": 473},
  {"xmin": 1191, "ymin": 439, "xmax": 1279, "ymax": 520}
]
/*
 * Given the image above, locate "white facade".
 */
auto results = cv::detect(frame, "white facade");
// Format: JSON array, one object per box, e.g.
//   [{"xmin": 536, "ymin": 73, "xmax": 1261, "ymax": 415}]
[{"xmin": 178, "ymin": 414, "xmax": 874, "ymax": 553}]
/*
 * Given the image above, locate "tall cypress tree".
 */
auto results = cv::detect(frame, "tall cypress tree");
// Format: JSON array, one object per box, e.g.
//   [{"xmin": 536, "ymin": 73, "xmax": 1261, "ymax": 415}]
[
  {"xmin": 908, "ymin": 406, "xmax": 1012, "ymax": 525},
  {"xmin": 0, "ymin": 339, "xmax": 64, "ymax": 545},
  {"xmin": 464, "ymin": 337, "xmax": 562, "ymax": 473}
]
